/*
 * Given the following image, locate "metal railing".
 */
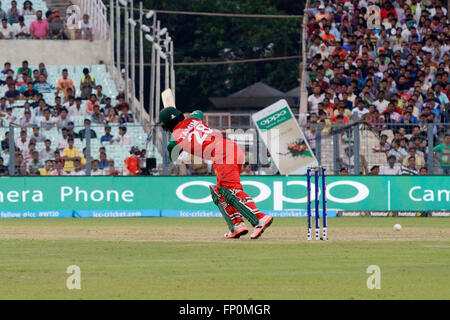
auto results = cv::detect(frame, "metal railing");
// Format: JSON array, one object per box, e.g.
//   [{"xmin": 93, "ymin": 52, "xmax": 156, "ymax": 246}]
[
  {"xmin": 163, "ymin": 121, "xmax": 449, "ymax": 176},
  {"xmin": 1, "ymin": 121, "xmax": 448, "ymax": 177}
]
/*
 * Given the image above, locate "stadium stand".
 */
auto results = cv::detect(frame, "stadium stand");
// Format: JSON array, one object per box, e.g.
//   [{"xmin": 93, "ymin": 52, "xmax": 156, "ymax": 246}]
[
  {"xmin": 302, "ymin": 0, "xmax": 449, "ymax": 175},
  {"xmin": 0, "ymin": 61, "xmax": 163, "ymax": 176}
]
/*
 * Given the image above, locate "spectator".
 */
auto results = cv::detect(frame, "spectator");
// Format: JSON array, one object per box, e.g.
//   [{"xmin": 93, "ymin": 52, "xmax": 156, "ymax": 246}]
[
  {"xmin": 5, "ymin": 83, "xmax": 21, "ymax": 99},
  {"xmin": 39, "ymin": 160, "xmax": 53, "ymax": 176},
  {"xmin": 23, "ymin": 141, "xmax": 35, "ymax": 164},
  {"xmin": 48, "ymin": 12, "xmax": 66, "ymax": 39},
  {"xmin": 7, "ymin": 1, "xmax": 22, "ymax": 15},
  {"xmin": 65, "ymin": 8, "xmax": 77, "ymax": 39},
  {"xmin": 308, "ymin": 86, "xmax": 324, "ymax": 114},
  {"xmin": 30, "ymin": 10, "xmax": 49, "ymax": 40},
  {"xmin": 39, "ymin": 139, "xmax": 54, "ymax": 162},
  {"xmin": 56, "ymin": 127, "xmax": 69, "ymax": 151},
  {"xmin": 13, "ymin": 16, "xmax": 29, "ymax": 39},
  {"xmin": 80, "ymin": 147, "xmax": 87, "ymax": 168},
  {"xmin": 51, "ymin": 161, "xmax": 66, "ymax": 176},
  {"xmin": 78, "ymin": 119, "xmax": 97, "ymax": 141},
  {"xmin": 401, "ymin": 156, "xmax": 419, "ymax": 175},
  {"xmin": 101, "ymin": 97, "xmax": 115, "ymax": 115},
  {"xmin": 54, "ymin": 108, "xmax": 71, "ymax": 129},
  {"xmin": 388, "ymin": 140, "xmax": 408, "ymax": 164},
  {"xmin": 77, "ymin": 14, "xmax": 93, "ymax": 41},
  {"xmin": 85, "ymin": 94, "xmax": 99, "ymax": 114},
  {"xmin": 433, "ymin": 134, "xmax": 450, "ymax": 175},
  {"xmin": 13, "ymin": 152, "xmax": 23, "ymax": 175},
  {"xmin": 372, "ymin": 134, "xmax": 391, "ymax": 153},
  {"xmin": 67, "ymin": 121, "xmax": 79, "ymax": 139},
  {"xmin": 110, "ymin": 126, "xmax": 133, "ymax": 145},
  {"xmin": 139, "ymin": 149, "xmax": 147, "ymax": 171},
  {"xmin": 70, "ymin": 159, "xmax": 85, "ymax": 176},
  {"xmin": 91, "ymin": 105, "xmax": 105, "ymax": 124},
  {"xmin": 418, "ymin": 167, "xmax": 428, "ymax": 175},
  {"xmin": 23, "ymin": 82, "xmax": 38, "ymax": 98},
  {"xmin": 18, "ymin": 162, "xmax": 28, "ymax": 176},
  {"xmin": 38, "ymin": 62, "xmax": 48, "ymax": 78},
  {"xmin": 124, "ymin": 146, "xmax": 141, "ymax": 175},
  {"xmin": 30, "ymin": 125, "xmax": 46, "ymax": 143},
  {"xmin": 80, "ymin": 68, "xmax": 95, "ymax": 99},
  {"xmin": 53, "ymin": 150, "xmax": 64, "ymax": 167},
  {"xmin": 241, "ymin": 163, "xmax": 255, "ymax": 176},
  {"xmin": 0, "ymin": 97, "xmax": 9, "ymax": 112},
  {"xmin": 369, "ymin": 165, "xmax": 380, "ymax": 175},
  {"xmin": 40, "ymin": 108, "xmax": 55, "ymax": 130},
  {"xmin": 90, "ymin": 159, "xmax": 104, "ymax": 176},
  {"xmin": 96, "ymin": 85, "xmax": 106, "ymax": 104},
  {"xmin": 62, "ymin": 138, "xmax": 80, "ymax": 173},
  {"xmin": 20, "ymin": 109, "xmax": 36, "ymax": 127},
  {"xmin": 0, "ymin": 156, "xmax": 8, "ymax": 176},
  {"xmin": 4, "ymin": 107, "xmax": 16, "ymax": 124},
  {"xmin": 22, "ymin": 1, "xmax": 35, "ymax": 16},
  {"xmin": 100, "ymin": 126, "xmax": 114, "ymax": 144},
  {"xmin": 35, "ymin": 74, "xmax": 54, "ymax": 94},
  {"xmin": 103, "ymin": 159, "xmax": 120, "ymax": 176},
  {"xmin": 118, "ymin": 69, "xmax": 127, "ymax": 94},
  {"xmin": 98, "ymin": 152, "xmax": 109, "ymax": 170},
  {"xmin": 56, "ymin": 68, "xmax": 75, "ymax": 99},
  {"xmin": 51, "ymin": 95, "xmax": 63, "ymax": 116},
  {"xmin": 30, "ymin": 69, "xmax": 40, "ymax": 84},
  {"xmin": 373, "ymin": 91, "xmax": 390, "ymax": 113},
  {"xmin": 1, "ymin": 131, "xmax": 9, "ymax": 152},
  {"xmin": 115, "ymin": 94, "xmax": 129, "ymax": 112},
  {"xmin": 351, "ymin": 100, "xmax": 369, "ymax": 120},
  {"xmin": 63, "ymin": 96, "xmax": 76, "ymax": 110},
  {"xmin": 28, "ymin": 151, "xmax": 43, "ymax": 176},
  {"xmin": 380, "ymin": 155, "xmax": 401, "ymax": 175},
  {"xmin": 7, "ymin": 4, "xmax": 20, "ymax": 25},
  {"xmin": 119, "ymin": 104, "xmax": 134, "ymax": 124},
  {"xmin": 339, "ymin": 168, "xmax": 348, "ymax": 175},
  {"xmin": 16, "ymin": 60, "xmax": 32, "ymax": 79},
  {"xmin": 68, "ymin": 97, "xmax": 86, "ymax": 117},
  {"xmin": 402, "ymin": 148, "xmax": 425, "ymax": 168},
  {"xmin": 105, "ymin": 107, "xmax": 119, "ymax": 123},
  {"xmin": 63, "ymin": 88, "xmax": 74, "ymax": 103}
]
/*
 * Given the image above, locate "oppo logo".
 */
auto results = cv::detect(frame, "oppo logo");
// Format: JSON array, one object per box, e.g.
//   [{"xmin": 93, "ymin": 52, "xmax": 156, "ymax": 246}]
[
  {"xmin": 259, "ymin": 110, "xmax": 287, "ymax": 126},
  {"xmin": 176, "ymin": 180, "xmax": 369, "ymax": 210}
]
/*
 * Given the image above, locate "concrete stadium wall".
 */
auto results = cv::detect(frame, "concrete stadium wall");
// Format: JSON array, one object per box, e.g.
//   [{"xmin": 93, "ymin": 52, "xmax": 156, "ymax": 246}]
[{"xmin": 0, "ymin": 40, "xmax": 111, "ymax": 66}]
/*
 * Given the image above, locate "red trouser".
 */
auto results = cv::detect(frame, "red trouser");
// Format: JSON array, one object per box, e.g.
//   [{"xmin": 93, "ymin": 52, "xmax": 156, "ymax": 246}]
[{"xmin": 212, "ymin": 140, "xmax": 264, "ymax": 225}]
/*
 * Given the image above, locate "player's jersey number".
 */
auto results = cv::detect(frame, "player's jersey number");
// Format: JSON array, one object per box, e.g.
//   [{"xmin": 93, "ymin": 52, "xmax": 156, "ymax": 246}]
[{"xmin": 187, "ymin": 124, "xmax": 213, "ymax": 145}]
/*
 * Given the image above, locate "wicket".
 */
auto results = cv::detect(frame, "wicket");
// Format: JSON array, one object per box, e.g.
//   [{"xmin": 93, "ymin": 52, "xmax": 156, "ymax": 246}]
[{"xmin": 306, "ymin": 167, "xmax": 328, "ymax": 241}]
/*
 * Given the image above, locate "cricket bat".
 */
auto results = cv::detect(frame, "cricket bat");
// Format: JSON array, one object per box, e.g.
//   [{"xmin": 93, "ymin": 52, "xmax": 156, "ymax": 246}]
[{"xmin": 161, "ymin": 88, "xmax": 176, "ymax": 108}]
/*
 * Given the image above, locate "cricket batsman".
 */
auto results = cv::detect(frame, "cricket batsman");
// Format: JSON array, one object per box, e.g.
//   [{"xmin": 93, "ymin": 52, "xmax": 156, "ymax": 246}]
[{"xmin": 159, "ymin": 107, "xmax": 273, "ymax": 239}]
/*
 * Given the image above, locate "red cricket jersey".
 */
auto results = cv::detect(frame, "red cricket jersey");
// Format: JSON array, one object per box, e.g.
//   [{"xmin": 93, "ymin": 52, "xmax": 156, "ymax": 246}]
[{"xmin": 172, "ymin": 118, "xmax": 243, "ymax": 164}]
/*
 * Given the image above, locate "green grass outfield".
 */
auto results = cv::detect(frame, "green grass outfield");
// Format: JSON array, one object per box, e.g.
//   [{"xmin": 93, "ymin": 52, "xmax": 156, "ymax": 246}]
[{"xmin": 0, "ymin": 217, "xmax": 449, "ymax": 299}]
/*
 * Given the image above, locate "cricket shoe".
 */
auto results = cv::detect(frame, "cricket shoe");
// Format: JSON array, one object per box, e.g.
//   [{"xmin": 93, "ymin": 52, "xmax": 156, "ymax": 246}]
[
  {"xmin": 250, "ymin": 215, "xmax": 273, "ymax": 239},
  {"xmin": 224, "ymin": 223, "xmax": 248, "ymax": 239}
]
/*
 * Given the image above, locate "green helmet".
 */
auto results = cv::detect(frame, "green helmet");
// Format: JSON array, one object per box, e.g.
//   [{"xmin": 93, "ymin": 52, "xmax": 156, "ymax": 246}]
[{"xmin": 158, "ymin": 107, "xmax": 183, "ymax": 131}]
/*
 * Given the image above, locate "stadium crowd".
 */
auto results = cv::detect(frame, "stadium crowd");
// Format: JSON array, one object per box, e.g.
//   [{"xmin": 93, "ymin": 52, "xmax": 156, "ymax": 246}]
[
  {"xmin": 0, "ymin": 59, "xmax": 159, "ymax": 176},
  {"xmin": 0, "ymin": 0, "xmax": 94, "ymax": 40},
  {"xmin": 304, "ymin": 0, "xmax": 450, "ymax": 175}
]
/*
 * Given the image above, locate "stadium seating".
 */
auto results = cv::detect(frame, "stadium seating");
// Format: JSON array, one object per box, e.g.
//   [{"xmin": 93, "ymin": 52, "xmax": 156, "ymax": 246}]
[
  {"xmin": 302, "ymin": 0, "xmax": 449, "ymax": 175},
  {"xmin": 1, "ymin": 63, "xmax": 163, "ymax": 175}
]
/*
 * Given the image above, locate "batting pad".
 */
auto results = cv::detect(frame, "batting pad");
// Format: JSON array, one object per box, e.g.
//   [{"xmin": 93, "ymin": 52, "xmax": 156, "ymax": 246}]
[{"xmin": 218, "ymin": 187, "xmax": 260, "ymax": 226}]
